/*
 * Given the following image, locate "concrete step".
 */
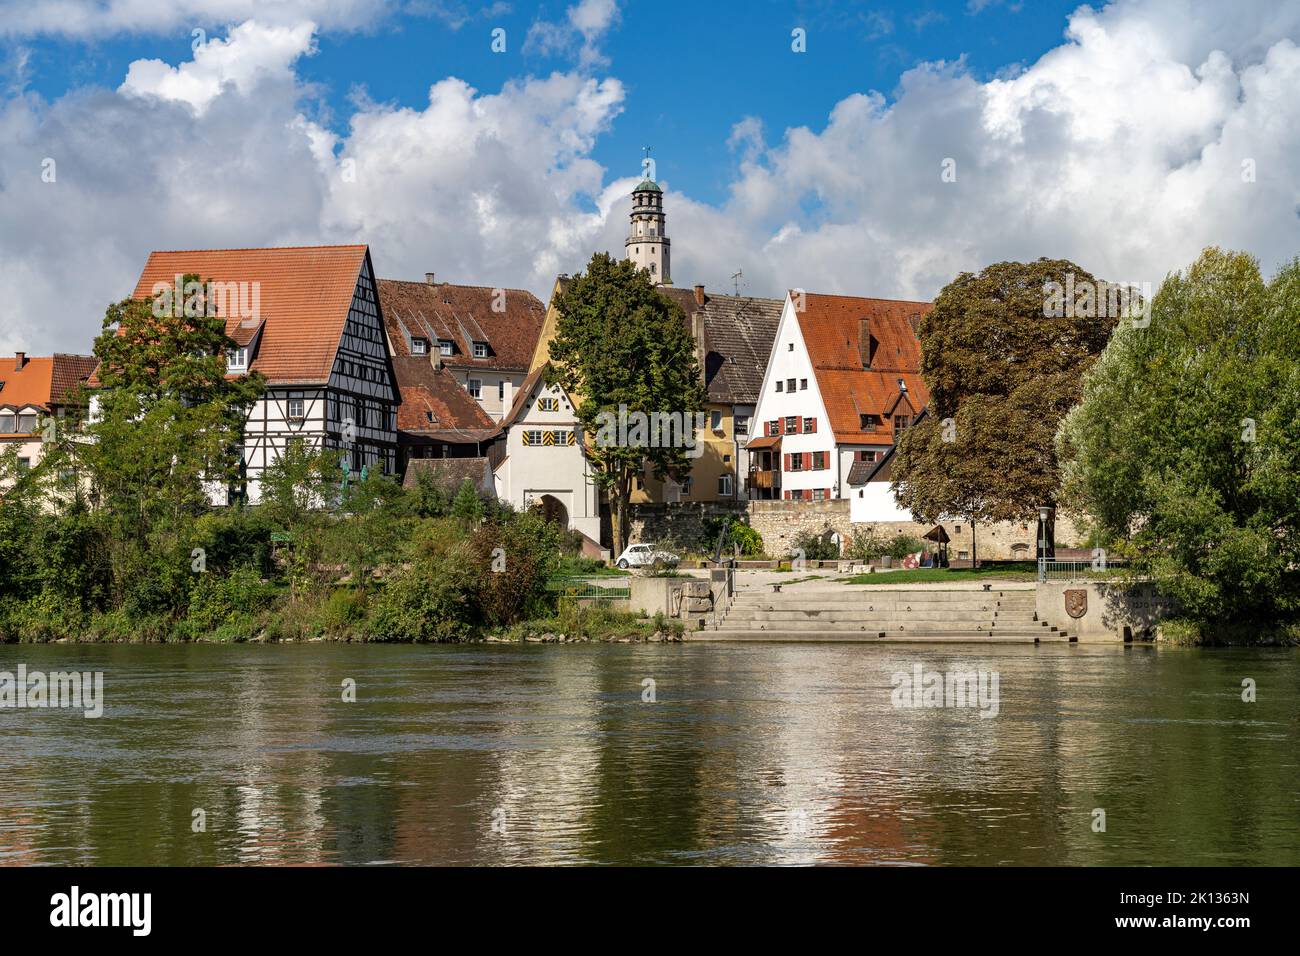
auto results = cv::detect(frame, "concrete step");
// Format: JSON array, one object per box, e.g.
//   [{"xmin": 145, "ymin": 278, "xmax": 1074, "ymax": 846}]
[
  {"xmin": 731, "ymin": 597, "xmax": 1032, "ymax": 612},
  {"xmin": 697, "ymin": 629, "xmax": 1073, "ymax": 643},
  {"xmin": 714, "ymin": 619, "xmax": 1056, "ymax": 635},
  {"xmin": 724, "ymin": 608, "xmax": 1043, "ymax": 623},
  {"xmin": 732, "ymin": 589, "xmax": 1033, "ymax": 605}
]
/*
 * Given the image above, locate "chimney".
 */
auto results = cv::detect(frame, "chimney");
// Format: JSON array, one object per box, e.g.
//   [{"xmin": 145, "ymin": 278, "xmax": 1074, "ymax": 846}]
[
  {"xmin": 14, "ymin": 351, "xmax": 26, "ymax": 371},
  {"xmin": 690, "ymin": 312, "xmax": 707, "ymax": 385},
  {"xmin": 693, "ymin": 284, "xmax": 705, "ymax": 307},
  {"xmin": 502, "ymin": 379, "xmax": 514, "ymax": 411},
  {"xmin": 858, "ymin": 319, "xmax": 876, "ymax": 368},
  {"xmin": 425, "ymin": 272, "xmax": 436, "ymax": 285}
]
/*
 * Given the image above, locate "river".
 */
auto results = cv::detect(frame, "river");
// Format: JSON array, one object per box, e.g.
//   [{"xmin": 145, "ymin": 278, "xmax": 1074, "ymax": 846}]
[{"xmin": 1, "ymin": 642, "xmax": 1296, "ymax": 865}]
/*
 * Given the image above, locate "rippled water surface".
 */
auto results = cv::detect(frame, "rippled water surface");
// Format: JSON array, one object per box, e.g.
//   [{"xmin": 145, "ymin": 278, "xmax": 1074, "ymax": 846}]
[{"xmin": 1, "ymin": 643, "xmax": 1297, "ymax": 865}]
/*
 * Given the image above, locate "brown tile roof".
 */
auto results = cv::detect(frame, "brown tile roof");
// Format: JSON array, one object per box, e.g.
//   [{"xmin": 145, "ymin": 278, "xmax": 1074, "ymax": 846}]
[
  {"xmin": 797, "ymin": 292, "xmax": 932, "ymax": 445},
  {"xmin": 0, "ymin": 354, "xmax": 97, "ymax": 417},
  {"xmin": 392, "ymin": 356, "xmax": 496, "ymax": 441},
  {"xmin": 699, "ymin": 293, "xmax": 783, "ymax": 405},
  {"xmin": 130, "ymin": 245, "xmax": 371, "ymax": 385},
  {"xmin": 402, "ymin": 457, "xmax": 495, "ymax": 496},
  {"xmin": 496, "ymin": 364, "xmax": 550, "ymax": 432},
  {"xmin": 379, "ymin": 279, "xmax": 545, "ymax": 373}
]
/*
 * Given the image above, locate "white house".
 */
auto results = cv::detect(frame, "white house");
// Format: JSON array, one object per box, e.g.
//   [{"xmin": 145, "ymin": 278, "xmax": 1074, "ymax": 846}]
[
  {"xmin": 492, "ymin": 363, "xmax": 602, "ymax": 548},
  {"xmin": 0, "ymin": 352, "xmax": 98, "ymax": 491},
  {"xmin": 746, "ymin": 291, "xmax": 931, "ymax": 501},
  {"xmin": 121, "ymin": 245, "xmax": 400, "ymax": 504}
]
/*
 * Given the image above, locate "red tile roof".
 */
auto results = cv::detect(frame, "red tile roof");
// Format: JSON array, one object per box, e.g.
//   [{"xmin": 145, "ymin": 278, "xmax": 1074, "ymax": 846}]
[
  {"xmin": 797, "ymin": 292, "xmax": 932, "ymax": 445},
  {"xmin": 130, "ymin": 245, "xmax": 371, "ymax": 385},
  {"xmin": 379, "ymin": 279, "xmax": 545, "ymax": 373},
  {"xmin": 392, "ymin": 356, "xmax": 496, "ymax": 441},
  {"xmin": 0, "ymin": 354, "xmax": 97, "ymax": 413}
]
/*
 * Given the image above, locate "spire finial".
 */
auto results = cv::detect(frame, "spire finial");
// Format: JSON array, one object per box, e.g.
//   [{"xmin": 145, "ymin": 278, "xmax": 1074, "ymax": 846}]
[{"xmin": 641, "ymin": 145, "xmax": 654, "ymax": 182}]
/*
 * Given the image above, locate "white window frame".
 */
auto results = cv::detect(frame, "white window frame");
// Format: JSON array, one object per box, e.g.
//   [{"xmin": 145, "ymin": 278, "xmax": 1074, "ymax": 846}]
[
  {"xmin": 473, "ymin": 342, "xmax": 488, "ymax": 359},
  {"xmin": 227, "ymin": 347, "xmax": 248, "ymax": 371},
  {"xmin": 411, "ymin": 338, "xmax": 428, "ymax": 356},
  {"xmin": 468, "ymin": 379, "xmax": 482, "ymax": 400},
  {"xmin": 439, "ymin": 340, "xmax": 454, "ymax": 356}
]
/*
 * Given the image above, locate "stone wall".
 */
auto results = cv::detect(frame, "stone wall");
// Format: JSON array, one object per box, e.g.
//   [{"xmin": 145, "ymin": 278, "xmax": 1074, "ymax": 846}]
[
  {"xmin": 626, "ymin": 501, "xmax": 748, "ymax": 553},
  {"xmin": 629, "ymin": 498, "xmax": 1086, "ymax": 561},
  {"xmin": 1037, "ymin": 581, "xmax": 1173, "ymax": 642}
]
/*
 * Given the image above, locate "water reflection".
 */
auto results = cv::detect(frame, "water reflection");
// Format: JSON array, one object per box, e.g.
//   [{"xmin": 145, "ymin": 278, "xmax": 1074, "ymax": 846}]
[{"xmin": 0, "ymin": 643, "xmax": 1296, "ymax": 865}]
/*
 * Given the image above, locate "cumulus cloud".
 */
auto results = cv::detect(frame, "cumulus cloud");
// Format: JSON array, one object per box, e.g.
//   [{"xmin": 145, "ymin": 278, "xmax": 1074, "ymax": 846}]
[
  {"xmin": 4, "ymin": 0, "xmax": 1300, "ymax": 358},
  {"xmin": 524, "ymin": 0, "xmax": 620, "ymax": 68},
  {"xmin": 0, "ymin": 0, "xmax": 393, "ymax": 37}
]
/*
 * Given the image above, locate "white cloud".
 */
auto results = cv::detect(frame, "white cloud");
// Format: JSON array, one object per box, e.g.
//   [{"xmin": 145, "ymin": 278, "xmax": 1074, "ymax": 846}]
[
  {"xmin": 524, "ymin": 0, "xmax": 620, "ymax": 68},
  {"xmin": 4, "ymin": 0, "xmax": 1300, "ymax": 359},
  {"xmin": 0, "ymin": 0, "xmax": 392, "ymax": 37}
]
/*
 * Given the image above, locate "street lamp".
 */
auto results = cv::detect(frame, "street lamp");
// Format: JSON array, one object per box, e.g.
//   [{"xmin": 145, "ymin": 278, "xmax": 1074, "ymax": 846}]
[{"xmin": 1037, "ymin": 505, "xmax": 1052, "ymax": 580}]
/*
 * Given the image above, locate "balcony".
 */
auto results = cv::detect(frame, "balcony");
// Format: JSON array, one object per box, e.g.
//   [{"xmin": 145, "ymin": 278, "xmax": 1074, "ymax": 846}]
[{"xmin": 749, "ymin": 468, "xmax": 780, "ymax": 490}]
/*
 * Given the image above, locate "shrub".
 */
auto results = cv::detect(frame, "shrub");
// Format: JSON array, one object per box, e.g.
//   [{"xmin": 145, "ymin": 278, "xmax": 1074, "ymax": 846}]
[
  {"xmin": 369, "ymin": 520, "xmax": 476, "ymax": 641},
  {"xmin": 186, "ymin": 566, "xmax": 277, "ymax": 634},
  {"xmin": 791, "ymin": 529, "xmax": 840, "ymax": 561}
]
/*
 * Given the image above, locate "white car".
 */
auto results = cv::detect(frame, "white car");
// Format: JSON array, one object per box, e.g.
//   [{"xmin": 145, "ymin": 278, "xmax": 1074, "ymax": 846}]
[{"xmin": 615, "ymin": 543, "xmax": 680, "ymax": 570}]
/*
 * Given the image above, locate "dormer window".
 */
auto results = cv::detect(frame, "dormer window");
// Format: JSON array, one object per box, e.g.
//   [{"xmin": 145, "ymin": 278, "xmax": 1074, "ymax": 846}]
[
  {"xmin": 411, "ymin": 338, "xmax": 428, "ymax": 356},
  {"xmin": 860, "ymin": 414, "xmax": 879, "ymax": 430},
  {"xmin": 227, "ymin": 347, "xmax": 248, "ymax": 371},
  {"xmin": 438, "ymin": 340, "xmax": 454, "ymax": 356},
  {"xmin": 473, "ymin": 342, "xmax": 488, "ymax": 359}
]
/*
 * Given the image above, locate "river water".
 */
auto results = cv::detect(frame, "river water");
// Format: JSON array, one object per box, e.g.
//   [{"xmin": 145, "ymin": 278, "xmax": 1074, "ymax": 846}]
[{"xmin": 0, "ymin": 642, "xmax": 1296, "ymax": 865}]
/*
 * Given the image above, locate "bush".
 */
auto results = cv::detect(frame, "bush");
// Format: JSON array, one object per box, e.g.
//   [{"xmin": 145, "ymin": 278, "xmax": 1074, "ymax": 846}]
[
  {"xmin": 702, "ymin": 516, "xmax": 764, "ymax": 557},
  {"xmin": 471, "ymin": 510, "xmax": 563, "ymax": 627},
  {"xmin": 791, "ymin": 529, "xmax": 840, "ymax": 561},
  {"xmin": 370, "ymin": 520, "xmax": 476, "ymax": 641},
  {"xmin": 186, "ymin": 566, "xmax": 278, "ymax": 634}
]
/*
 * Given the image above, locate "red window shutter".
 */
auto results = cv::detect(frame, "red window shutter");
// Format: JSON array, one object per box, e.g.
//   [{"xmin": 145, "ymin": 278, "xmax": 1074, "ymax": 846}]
[
  {"xmin": 804, "ymin": 489, "xmax": 813, "ymax": 502},
  {"xmin": 809, "ymin": 418, "xmax": 817, "ymax": 433},
  {"xmin": 803, "ymin": 452, "xmax": 811, "ymax": 470},
  {"xmin": 782, "ymin": 453, "xmax": 789, "ymax": 471}
]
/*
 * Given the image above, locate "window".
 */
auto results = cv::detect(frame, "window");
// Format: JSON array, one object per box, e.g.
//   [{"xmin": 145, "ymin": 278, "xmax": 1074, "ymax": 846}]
[
  {"xmin": 813, "ymin": 488, "xmax": 827, "ymax": 501},
  {"xmin": 786, "ymin": 378, "xmax": 796, "ymax": 392},
  {"xmin": 0, "ymin": 413, "xmax": 13, "ymax": 433},
  {"xmin": 227, "ymin": 347, "xmax": 248, "ymax": 370},
  {"xmin": 719, "ymin": 474, "xmax": 733, "ymax": 496},
  {"xmin": 812, "ymin": 451, "xmax": 826, "ymax": 470},
  {"xmin": 858, "ymin": 450, "xmax": 879, "ymax": 463},
  {"xmin": 860, "ymin": 413, "xmax": 879, "ymax": 430},
  {"xmin": 776, "ymin": 381, "xmax": 784, "ymax": 392},
  {"xmin": 17, "ymin": 457, "xmax": 30, "ymax": 472},
  {"xmin": 711, "ymin": 410, "xmax": 723, "ymax": 432},
  {"xmin": 894, "ymin": 414, "xmax": 911, "ymax": 438},
  {"xmin": 538, "ymin": 397, "xmax": 559, "ymax": 412},
  {"xmin": 785, "ymin": 416, "xmax": 798, "ymax": 434},
  {"xmin": 523, "ymin": 430, "xmax": 545, "ymax": 446},
  {"xmin": 803, "ymin": 417, "xmax": 816, "ymax": 433},
  {"xmin": 769, "ymin": 419, "xmax": 779, "ymax": 436},
  {"xmin": 439, "ymin": 340, "xmax": 454, "ymax": 356},
  {"xmin": 680, "ymin": 475, "xmax": 692, "ymax": 496},
  {"xmin": 287, "ymin": 397, "xmax": 305, "ymax": 420},
  {"xmin": 425, "ymin": 411, "xmax": 435, "ymax": 424},
  {"xmin": 787, "ymin": 342, "xmax": 794, "ymax": 351},
  {"xmin": 473, "ymin": 342, "xmax": 488, "ymax": 358},
  {"xmin": 411, "ymin": 338, "xmax": 428, "ymax": 356},
  {"xmin": 498, "ymin": 381, "xmax": 506, "ymax": 401},
  {"xmin": 17, "ymin": 414, "xmax": 36, "ymax": 433},
  {"xmin": 468, "ymin": 379, "xmax": 483, "ymax": 400},
  {"xmin": 735, "ymin": 415, "xmax": 750, "ymax": 436},
  {"xmin": 788, "ymin": 453, "xmax": 803, "ymax": 471},
  {"xmin": 800, "ymin": 379, "xmax": 808, "ymax": 390}
]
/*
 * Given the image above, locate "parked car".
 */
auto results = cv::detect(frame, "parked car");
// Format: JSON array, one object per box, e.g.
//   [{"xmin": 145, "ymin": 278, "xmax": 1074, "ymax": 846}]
[{"xmin": 615, "ymin": 543, "xmax": 680, "ymax": 570}]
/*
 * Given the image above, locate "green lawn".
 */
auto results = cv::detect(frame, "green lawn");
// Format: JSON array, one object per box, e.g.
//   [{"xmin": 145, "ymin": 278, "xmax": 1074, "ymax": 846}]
[{"xmin": 842, "ymin": 562, "xmax": 1040, "ymax": 584}]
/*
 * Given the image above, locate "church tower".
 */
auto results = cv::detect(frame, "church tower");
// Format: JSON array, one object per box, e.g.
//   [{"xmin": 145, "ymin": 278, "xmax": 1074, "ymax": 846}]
[{"xmin": 625, "ymin": 168, "xmax": 671, "ymax": 286}]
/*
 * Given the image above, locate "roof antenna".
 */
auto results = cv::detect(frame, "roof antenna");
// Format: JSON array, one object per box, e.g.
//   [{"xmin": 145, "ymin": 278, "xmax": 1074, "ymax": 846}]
[{"xmin": 731, "ymin": 269, "xmax": 743, "ymax": 297}]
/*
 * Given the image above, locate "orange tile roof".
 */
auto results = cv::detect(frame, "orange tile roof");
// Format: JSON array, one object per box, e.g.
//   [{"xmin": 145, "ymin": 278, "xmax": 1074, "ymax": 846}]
[
  {"xmin": 130, "ymin": 245, "xmax": 371, "ymax": 385},
  {"xmin": 379, "ymin": 279, "xmax": 546, "ymax": 373},
  {"xmin": 797, "ymin": 292, "xmax": 932, "ymax": 444},
  {"xmin": 0, "ymin": 354, "xmax": 97, "ymax": 412}
]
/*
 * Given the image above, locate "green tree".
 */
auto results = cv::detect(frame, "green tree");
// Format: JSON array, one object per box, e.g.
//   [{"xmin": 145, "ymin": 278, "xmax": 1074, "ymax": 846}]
[
  {"xmin": 451, "ymin": 478, "xmax": 485, "ymax": 525},
  {"xmin": 86, "ymin": 274, "xmax": 265, "ymax": 612},
  {"xmin": 1058, "ymin": 248, "xmax": 1300, "ymax": 628},
  {"xmin": 892, "ymin": 258, "xmax": 1118, "ymax": 564},
  {"xmin": 547, "ymin": 252, "xmax": 706, "ymax": 554}
]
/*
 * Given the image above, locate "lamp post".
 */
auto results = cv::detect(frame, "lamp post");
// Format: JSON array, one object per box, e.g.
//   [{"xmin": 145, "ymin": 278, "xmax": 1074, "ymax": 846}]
[{"xmin": 1037, "ymin": 505, "xmax": 1052, "ymax": 582}]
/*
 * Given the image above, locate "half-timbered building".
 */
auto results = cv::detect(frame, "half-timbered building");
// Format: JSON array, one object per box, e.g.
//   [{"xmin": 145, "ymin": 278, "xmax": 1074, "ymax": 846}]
[{"xmin": 129, "ymin": 245, "xmax": 400, "ymax": 504}]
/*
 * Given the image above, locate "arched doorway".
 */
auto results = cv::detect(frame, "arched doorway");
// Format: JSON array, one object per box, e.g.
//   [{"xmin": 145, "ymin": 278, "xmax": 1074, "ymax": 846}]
[{"xmin": 536, "ymin": 494, "xmax": 569, "ymax": 528}]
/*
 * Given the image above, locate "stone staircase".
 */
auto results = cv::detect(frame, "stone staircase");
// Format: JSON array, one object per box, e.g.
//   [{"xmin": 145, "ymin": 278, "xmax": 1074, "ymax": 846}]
[{"xmin": 699, "ymin": 586, "xmax": 1072, "ymax": 643}]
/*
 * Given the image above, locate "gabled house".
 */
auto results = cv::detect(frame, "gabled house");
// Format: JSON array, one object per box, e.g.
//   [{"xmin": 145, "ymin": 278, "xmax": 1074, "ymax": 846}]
[
  {"xmin": 124, "ymin": 245, "xmax": 400, "ymax": 504},
  {"xmin": 746, "ymin": 292, "xmax": 931, "ymax": 500},
  {"xmin": 0, "ymin": 352, "xmax": 98, "ymax": 488},
  {"xmin": 492, "ymin": 363, "xmax": 602, "ymax": 548},
  {"xmin": 378, "ymin": 275, "xmax": 546, "ymax": 422}
]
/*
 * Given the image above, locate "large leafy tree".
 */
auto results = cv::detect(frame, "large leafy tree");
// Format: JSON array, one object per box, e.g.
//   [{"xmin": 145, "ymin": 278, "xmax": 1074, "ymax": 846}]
[
  {"xmin": 86, "ymin": 274, "xmax": 265, "ymax": 611},
  {"xmin": 547, "ymin": 253, "xmax": 706, "ymax": 554},
  {"xmin": 892, "ymin": 258, "xmax": 1118, "ymax": 563},
  {"xmin": 1058, "ymin": 248, "xmax": 1300, "ymax": 628}
]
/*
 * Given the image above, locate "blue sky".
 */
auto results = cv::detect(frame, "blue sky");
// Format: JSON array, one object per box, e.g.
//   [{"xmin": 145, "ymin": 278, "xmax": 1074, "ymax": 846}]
[
  {"xmin": 17, "ymin": 1, "xmax": 1084, "ymax": 205},
  {"xmin": 3, "ymin": 0, "xmax": 1300, "ymax": 354}
]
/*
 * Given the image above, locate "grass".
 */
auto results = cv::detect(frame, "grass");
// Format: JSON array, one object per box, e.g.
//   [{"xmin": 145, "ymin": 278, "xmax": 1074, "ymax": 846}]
[{"xmin": 842, "ymin": 562, "xmax": 1040, "ymax": 584}]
